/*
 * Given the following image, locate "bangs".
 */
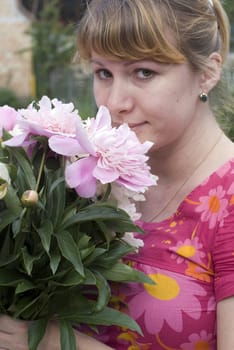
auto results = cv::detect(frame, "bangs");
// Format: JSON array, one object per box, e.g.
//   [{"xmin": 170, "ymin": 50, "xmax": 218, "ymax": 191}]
[{"xmin": 77, "ymin": 0, "xmax": 185, "ymax": 64}]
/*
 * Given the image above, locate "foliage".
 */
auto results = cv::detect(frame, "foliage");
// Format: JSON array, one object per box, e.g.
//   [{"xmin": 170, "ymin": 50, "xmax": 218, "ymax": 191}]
[
  {"xmin": 211, "ymin": 73, "xmax": 234, "ymax": 141},
  {"xmin": 27, "ymin": 0, "xmax": 76, "ymax": 98},
  {"xmin": 0, "ymin": 88, "xmax": 31, "ymax": 109},
  {"xmin": 223, "ymin": 0, "xmax": 234, "ymax": 23},
  {"xmin": 214, "ymin": 94, "xmax": 234, "ymax": 141}
]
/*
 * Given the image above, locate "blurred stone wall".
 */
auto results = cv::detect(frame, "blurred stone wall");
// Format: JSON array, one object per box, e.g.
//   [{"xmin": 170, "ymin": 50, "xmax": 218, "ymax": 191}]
[{"xmin": 0, "ymin": 0, "xmax": 32, "ymax": 97}]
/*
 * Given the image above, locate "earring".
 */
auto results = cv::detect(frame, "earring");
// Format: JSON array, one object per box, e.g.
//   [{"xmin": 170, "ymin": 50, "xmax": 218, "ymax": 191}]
[{"xmin": 199, "ymin": 92, "xmax": 208, "ymax": 103}]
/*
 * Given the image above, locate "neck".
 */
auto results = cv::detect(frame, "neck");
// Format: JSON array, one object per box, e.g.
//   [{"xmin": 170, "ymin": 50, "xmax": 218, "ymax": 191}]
[
  {"xmin": 148, "ymin": 117, "xmax": 222, "ymax": 183},
  {"xmin": 142, "ymin": 125, "xmax": 224, "ymax": 222}
]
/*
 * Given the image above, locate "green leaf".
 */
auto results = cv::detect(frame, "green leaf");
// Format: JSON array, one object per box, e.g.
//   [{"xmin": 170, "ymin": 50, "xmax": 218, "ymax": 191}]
[
  {"xmin": 21, "ymin": 247, "xmax": 42, "ymax": 276},
  {"xmin": 45, "ymin": 169, "xmax": 66, "ymax": 227},
  {"xmin": 49, "ymin": 245, "xmax": 61, "ymax": 275},
  {"xmin": 83, "ymin": 269, "xmax": 97, "ymax": 285},
  {"xmin": 95, "ymin": 220, "xmax": 112, "ymax": 246},
  {"xmin": 60, "ymin": 320, "xmax": 77, "ymax": 350},
  {"xmin": 70, "ymin": 306, "xmax": 143, "ymax": 335},
  {"xmin": 93, "ymin": 241, "xmax": 134, "ymax": 267},
  {"xmin": 99, "ymin": 262, "xmax": 155, "ymax": 284},
  {"xmin": 3, "ymin": 185, "xmax": 22, "ymax": 214},
  {"xmin": 51, "ymin": 292, "xmax": 142, "ymax": 334},
  {"xmin": 11, "ymin": 294, "xmax": 42, "ymax": 319},
  {"xmin": 48, "ymin": 269, "xmax": 84, "ymax": 287},
  {"xmin": 0, "ymin": 228, "xmax": 20, "ymax": 266},
  {"xmin": 61, "ymin": 203, "xmax": 141, "ymax": 233},
  {"xmin": 49, "ymin": 176, "xmax": 65, "ymax": 196},
  {"xmin": 0, "ymin": 210, "xmax": 21, "ymax": 231},
  {"xmin": 82, "ymin": 247, "xmax": 106, "ymax": 266},
  {"xmin": 6, "ymin": 146, "xmax": 37, "ymax": 190},
  {"xmin": 28, "ymin": 318, "xmax": 48, "ymax": 350},
  {"xmin": 21, "ymin": 247, "xmax": 35, "ymax": 276},
  {"xmin": 15, "ymin": 280, "xmax": 36, "ymax": 294},
  {"xmin": 92, "ymin": 270, "xmax": 110, "ymax": 312},
  {"xmin": 36, "ymin": 220, "xmax": 53, "ymax": 253},
  {"xmin": 0, "ymin": 269, "xmax": 24, "ymax": 286},
  {"xmin": 56, "ymin": 231, "xmax": 84, "ymax": 277},
  {"xmin": 49, "ymin": 292, "xmax": 93, "ymax": 317}
]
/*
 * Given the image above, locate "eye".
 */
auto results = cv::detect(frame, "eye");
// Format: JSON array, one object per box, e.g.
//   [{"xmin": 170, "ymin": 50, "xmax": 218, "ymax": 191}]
[
  {"xmin": 94, "ymin": 69, "xmax": 112, "ymax": 80},
  {"xmin": 135, "ymin": 68, "xmax": 155, "ymax": 79}
]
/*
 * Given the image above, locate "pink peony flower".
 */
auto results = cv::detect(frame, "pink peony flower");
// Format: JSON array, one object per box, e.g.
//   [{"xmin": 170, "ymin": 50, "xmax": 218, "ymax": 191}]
[
  {"xmin": 3, "ymin": 96, "xmax": 85, "ymax": 148},
  {"xmin": 0, "ymin": 105, "xmax": 18, "ymax": 137},
  {"xmin": 50, "ymin": 105, "xmax": 157, "ymax": 198}
]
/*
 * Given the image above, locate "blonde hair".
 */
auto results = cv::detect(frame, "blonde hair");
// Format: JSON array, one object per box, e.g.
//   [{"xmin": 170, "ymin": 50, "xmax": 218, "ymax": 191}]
[{"xmin": 77, "ymin": 0, "xmax": 230, "ymax": 71}]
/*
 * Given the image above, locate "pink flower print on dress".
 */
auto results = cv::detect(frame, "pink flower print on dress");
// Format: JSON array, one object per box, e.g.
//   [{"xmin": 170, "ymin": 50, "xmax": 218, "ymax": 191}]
[
  {"xmin": 227, "ymin": 181, "xmax": 234, "ymax": 196},
  {"xmin": 181, "ymin": 330, "xmax": 213, "ymax": 349},
  {"xmin": 126, "ymin": 268, "xmax": 206, "ymax": 334},
  {"xmin": 170, "ymin": 237, "xmax": 205, "ymax": 265},
  {"xmin": 216, "ymin": 160, "xmax": 232, "ymax": 178},
  {"xmin": 195, "ymin": 185, "xmax": 229, "ymax": 229}
]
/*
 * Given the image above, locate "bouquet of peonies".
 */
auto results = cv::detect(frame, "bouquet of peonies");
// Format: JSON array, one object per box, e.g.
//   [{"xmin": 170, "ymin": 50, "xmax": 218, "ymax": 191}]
[{"xmin": 0, "ymin": 96, "xmax": 157, "ymax": 350}]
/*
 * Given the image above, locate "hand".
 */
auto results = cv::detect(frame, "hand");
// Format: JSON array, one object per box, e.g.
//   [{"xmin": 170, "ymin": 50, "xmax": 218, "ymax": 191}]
[
  {"xmin": 0, "ymin": 315, "xmax": 113, "ymax": 350},
  {"xmin": 0, "ymin": 315, "xmax": 61, "ymax": 350},
  {"xmin": 0, "ymin": 315, "xmax": 29, "ymax": 350}
]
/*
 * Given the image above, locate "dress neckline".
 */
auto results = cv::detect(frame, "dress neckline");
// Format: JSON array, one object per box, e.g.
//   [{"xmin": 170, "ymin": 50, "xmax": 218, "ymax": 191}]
[{"xmin": 137, "ymin": 157, "xmax": 234, "ymax": 227}]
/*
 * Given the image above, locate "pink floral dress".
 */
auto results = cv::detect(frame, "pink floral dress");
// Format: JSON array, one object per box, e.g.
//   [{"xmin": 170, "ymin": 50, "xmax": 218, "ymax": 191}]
[{"xmin": 93, "ymin": 158, "xmax": 234, "ymax": 349}]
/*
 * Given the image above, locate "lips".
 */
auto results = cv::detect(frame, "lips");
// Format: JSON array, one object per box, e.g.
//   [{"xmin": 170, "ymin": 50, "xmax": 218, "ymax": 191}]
[
  {"xmin": 128, "ymin": 122, "xmax": 147, "ymax": 131},
  {"xmin": 112, "ymin": 121, "xmax": 145, "ymax": 127}
]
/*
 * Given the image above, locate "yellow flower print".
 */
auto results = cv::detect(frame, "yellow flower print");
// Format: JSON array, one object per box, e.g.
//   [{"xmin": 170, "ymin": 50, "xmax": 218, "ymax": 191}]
[
  {"xmin": 117, "ymin": 330, "xmax": 151, "ymax": 350},
  {"xmin": 170, "ymin": 237, "xmax": 205, "ymax": 265}
]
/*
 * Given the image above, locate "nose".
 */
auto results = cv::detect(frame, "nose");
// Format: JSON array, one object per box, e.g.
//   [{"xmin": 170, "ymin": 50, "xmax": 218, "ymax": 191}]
[{"xmin": 105, "ymin": 79, "xmax": 133, "ymax": 119}]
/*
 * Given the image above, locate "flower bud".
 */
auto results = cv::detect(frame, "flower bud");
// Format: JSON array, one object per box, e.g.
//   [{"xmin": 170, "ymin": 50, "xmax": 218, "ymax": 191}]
[{"xmin": 21, "ymin": 190, "xmax": 39, "ymax": 207}]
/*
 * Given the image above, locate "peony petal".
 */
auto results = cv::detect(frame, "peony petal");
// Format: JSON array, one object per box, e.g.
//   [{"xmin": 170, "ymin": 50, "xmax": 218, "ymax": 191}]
[
  {"xmin": 0, "ymin": 105, "xmax": 18, "ymax": 136},
  {"xmin": 65, "ymin": 156, "xmax": 97, "ymax": 188},
  {"xmin": 3, "ymin": 132, "xmax": 29, "ymax": 147},
  {"xmin": 75, "ymin": 123, "xmax": 95, "ymax": 155},
  {"xmin": 93, "ymin": 165, "xmax": 119, "ymax": 184},
  {"xmin": 49, "ymin": 135, "xmax": 85, "ymax": 156},
  {"xmin": 75, "ymin": 176, "xmax": 97, "ymax": 198},
  {"xmin": 95, "ymin": 105, "xmax": 112, "ymax": 129}
]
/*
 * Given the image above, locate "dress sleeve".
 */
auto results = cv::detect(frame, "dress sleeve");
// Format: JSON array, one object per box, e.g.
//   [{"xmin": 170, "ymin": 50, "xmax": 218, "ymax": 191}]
[{"xmin": 213, "ymin": 206, "xmax": 234, "ymax": 302}]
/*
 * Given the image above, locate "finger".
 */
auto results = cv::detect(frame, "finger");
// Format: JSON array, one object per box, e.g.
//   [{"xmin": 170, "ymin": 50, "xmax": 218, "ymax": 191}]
[{"xmin": 0, "ymin": 315, "xmax": 29, "ymax": 333}]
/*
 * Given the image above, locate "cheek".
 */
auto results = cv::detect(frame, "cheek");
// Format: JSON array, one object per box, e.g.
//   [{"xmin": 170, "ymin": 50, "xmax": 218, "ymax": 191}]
[
  {"xmin": 93, "ymin": 84, "xmax": 99, "ymax": 105},
  {"xmin": 93, "ymin": 82, "xmax": 107, "ymax": 107}
]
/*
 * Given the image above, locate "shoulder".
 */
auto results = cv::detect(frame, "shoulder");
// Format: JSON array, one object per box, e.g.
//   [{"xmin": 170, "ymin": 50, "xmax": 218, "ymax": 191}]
[{"xmin": 183, "ymin": 157, "xmax": 234, "ymax": 228}]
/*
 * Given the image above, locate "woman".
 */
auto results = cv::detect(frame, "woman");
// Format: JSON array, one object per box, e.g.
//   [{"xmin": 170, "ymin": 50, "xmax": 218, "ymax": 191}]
[{"xmin": 0, "ymin": 0, "xmax": 234, "ymax": 349}]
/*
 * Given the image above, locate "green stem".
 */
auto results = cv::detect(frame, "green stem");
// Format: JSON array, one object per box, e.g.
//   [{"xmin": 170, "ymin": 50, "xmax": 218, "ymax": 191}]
[{"xmin": 35, "ymin": 150, "xmax": 46, "ymax": 192}]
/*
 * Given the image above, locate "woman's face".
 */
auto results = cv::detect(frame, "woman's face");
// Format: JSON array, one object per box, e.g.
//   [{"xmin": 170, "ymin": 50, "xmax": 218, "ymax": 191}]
[{"xmin": 90, "ymin": 52, "xmax": 202, "ymax": 152}]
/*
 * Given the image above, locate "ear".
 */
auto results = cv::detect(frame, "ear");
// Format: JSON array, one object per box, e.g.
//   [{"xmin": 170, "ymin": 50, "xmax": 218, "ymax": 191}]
[{"xmin": 200, "ymin": 52, "xmax": 222, "ymax": 93}]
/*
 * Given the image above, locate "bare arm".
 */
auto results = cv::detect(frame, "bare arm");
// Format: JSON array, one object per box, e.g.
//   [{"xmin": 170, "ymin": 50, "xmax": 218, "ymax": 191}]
[
  {"xmin": 0, "ymin": 315, "xmax": 114, "ymax": 350},
  {"xmin": 73, "ymin": 331, "xmax": 114, "ymax": 350},
  {"xmin": 217, "ymin": 296, "xmax": 234, "ymax": 350}
]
